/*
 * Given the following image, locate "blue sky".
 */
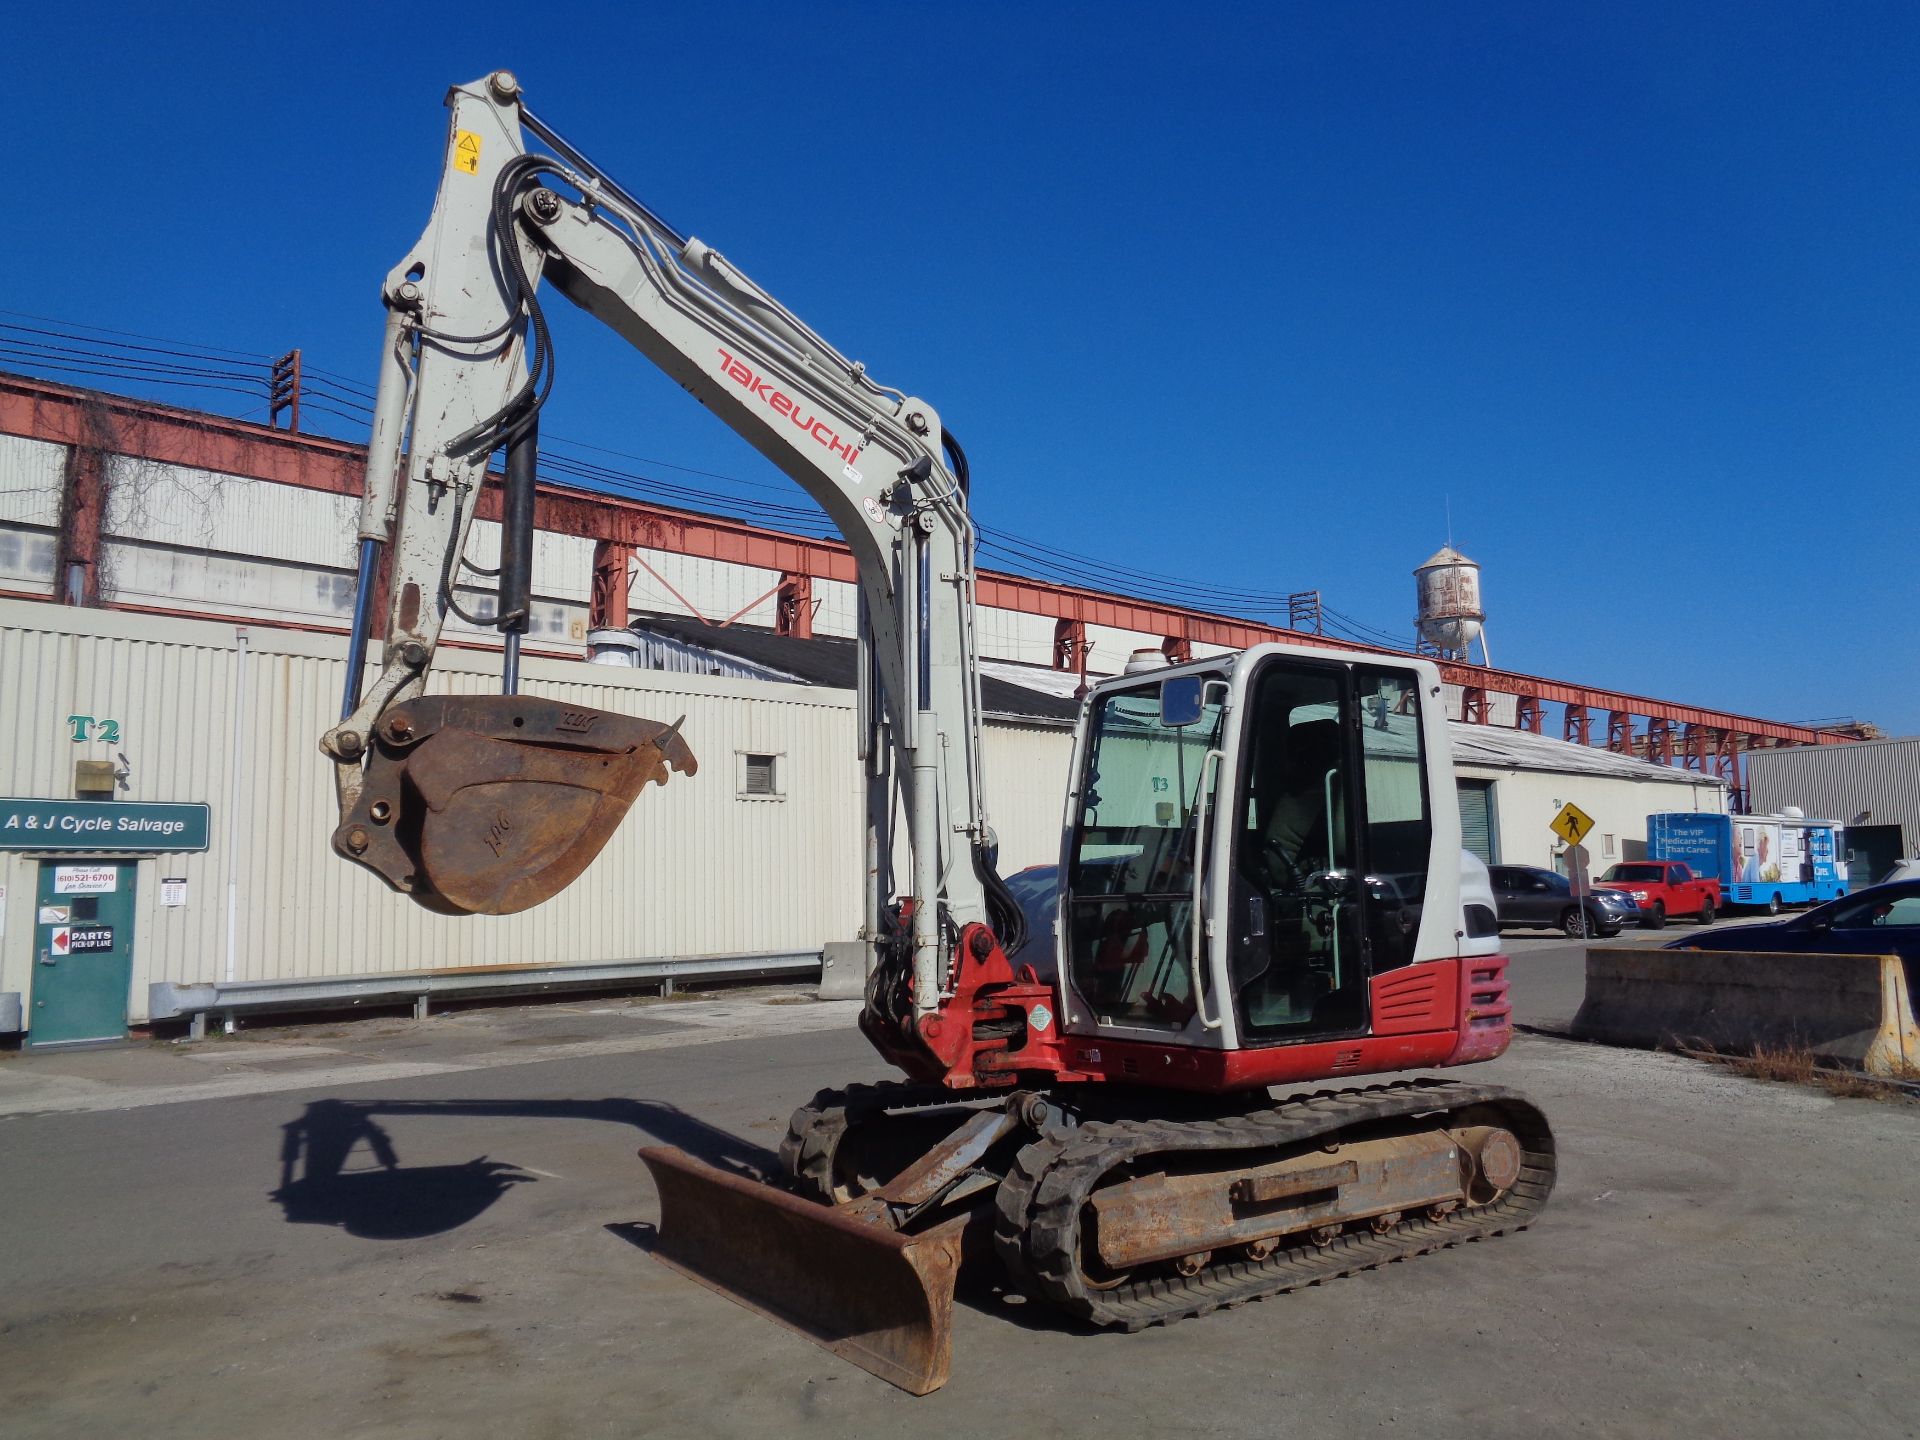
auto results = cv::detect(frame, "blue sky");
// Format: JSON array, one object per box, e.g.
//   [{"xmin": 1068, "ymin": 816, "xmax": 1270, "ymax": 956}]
[{"xmin": 7, "ymin": 3, "xmax": 1917, "ymax": 732}]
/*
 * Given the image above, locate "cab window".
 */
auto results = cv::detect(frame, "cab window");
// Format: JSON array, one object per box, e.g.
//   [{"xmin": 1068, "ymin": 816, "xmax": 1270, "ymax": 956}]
[{"xmin": 1065, "ymin": 679, "xmax": 1227, "ymax": 1028}]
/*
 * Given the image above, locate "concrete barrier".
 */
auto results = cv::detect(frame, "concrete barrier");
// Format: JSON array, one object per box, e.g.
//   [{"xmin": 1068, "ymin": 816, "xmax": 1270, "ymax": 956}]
[
  {"xmin": 1571, "ymin": 947, "xmax": 1920, "ymax": 1078},
  {"xmin": 817, "ymin": 939, "xmax": 875, "ymax": 1000}
]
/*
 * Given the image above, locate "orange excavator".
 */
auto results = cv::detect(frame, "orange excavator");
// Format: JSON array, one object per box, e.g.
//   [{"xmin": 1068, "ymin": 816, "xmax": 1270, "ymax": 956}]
[{"xmin": 320, "ymin": 72, "xmax": 1555, "ymax": 1394}]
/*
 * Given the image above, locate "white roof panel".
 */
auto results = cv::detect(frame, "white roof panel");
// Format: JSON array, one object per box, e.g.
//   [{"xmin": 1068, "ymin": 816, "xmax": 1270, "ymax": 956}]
[{"xmin": 1449, "ymin": 722, "xmax": 1726, "ymax": 787}]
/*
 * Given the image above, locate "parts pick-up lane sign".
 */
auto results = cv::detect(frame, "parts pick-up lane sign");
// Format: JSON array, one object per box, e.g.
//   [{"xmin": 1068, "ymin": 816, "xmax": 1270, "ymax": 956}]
[{"xmin": 47, "ymin": 926, "xmax": 112, "ymax": 956}]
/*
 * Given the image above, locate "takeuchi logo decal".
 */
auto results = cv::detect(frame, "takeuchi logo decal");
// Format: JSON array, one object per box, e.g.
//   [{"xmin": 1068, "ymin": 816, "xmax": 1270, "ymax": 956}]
[{"xmin": 715, "ymin": 349, "xmax": 863, "ymax": 467}]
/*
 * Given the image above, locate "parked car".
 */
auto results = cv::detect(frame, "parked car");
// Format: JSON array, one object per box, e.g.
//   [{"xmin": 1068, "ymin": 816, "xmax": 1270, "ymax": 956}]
[
  {"xmin": 1489, "ymin": 865, "xmax": 1638, "ymax": 938},
  {"xmin": 1593, "ymin": 861, "xmax": 1721, "ymax": 928},
  {"xmin": 1663, "ymin": 880, "xmax": 1920, "ymax": 973}
]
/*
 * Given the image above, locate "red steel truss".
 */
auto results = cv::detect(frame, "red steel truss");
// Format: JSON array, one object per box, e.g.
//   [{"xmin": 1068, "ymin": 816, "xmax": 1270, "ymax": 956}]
[{"xmin": 0, "ymin": 372, "xmax": 1855, "ymax": 765}]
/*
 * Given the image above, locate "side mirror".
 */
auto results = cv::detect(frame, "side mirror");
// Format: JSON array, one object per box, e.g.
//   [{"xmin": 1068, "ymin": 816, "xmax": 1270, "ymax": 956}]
[{"xmin": 1160, "ymin": 675, "xmax": 1205, "ymax": 728}]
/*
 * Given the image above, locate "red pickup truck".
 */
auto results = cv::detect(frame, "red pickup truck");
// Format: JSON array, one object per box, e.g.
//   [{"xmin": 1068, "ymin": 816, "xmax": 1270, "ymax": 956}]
[{"xmin": 1594, "ymin": 861, "xmax": 1721, "ymax": 928}]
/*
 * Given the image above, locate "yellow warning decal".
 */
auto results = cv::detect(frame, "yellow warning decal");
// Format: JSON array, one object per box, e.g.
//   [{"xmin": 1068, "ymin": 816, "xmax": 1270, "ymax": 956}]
[{"xmin": 454, "ymin": 130, "xmax": 482, "ymax": 175}]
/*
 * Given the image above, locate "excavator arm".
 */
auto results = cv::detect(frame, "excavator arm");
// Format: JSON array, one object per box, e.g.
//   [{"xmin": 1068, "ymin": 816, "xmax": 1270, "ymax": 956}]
[{"xmin": 321, "ymin": 72, "xmax": 1016, "ymax": 1026}]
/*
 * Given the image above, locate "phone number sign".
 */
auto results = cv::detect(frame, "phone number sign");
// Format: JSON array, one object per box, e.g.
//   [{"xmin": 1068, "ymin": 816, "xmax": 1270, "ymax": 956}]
[{"xmin": 0, "ymin": 799, "xmax": 211, "ymax": 852}]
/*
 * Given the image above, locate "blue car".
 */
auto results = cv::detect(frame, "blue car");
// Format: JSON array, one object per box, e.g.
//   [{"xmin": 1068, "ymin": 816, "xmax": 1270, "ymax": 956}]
[{"xmin": 1663, "ymin": 880, "xmax": 1920, "ymax": 974}]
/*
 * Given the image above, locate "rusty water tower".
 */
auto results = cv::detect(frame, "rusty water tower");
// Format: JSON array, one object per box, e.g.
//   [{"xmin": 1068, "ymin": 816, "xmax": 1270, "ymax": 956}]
[{"xmin": 1413, "ymin": 545, "xmax": 1489, "ymax": 665}]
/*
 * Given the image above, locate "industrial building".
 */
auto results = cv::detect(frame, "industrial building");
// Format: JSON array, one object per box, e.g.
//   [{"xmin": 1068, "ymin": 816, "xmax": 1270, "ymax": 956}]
[
  {"xmin": 0, "ymin": 595, "xmax": 1728, "ymax": 1040},
  {"xmin": 1748, "ymin": 735, "xmax": 1920, "ymax": 881},
  {"xmin": 0, "ymin": 371, "xmax": 1840, "ymax": 1044}
]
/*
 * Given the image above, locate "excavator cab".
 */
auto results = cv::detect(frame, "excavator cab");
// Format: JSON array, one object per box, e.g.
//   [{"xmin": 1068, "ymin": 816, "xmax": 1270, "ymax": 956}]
[{"xmin": 1058, "ymin": 644, "xmax": 1463, "ymax": 1071}]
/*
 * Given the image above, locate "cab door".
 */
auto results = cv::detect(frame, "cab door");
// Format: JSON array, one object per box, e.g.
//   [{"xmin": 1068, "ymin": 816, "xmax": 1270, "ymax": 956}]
[{"xmin": 1221, "ymin": 656, "xmax": 1433, "ymax": 1046}]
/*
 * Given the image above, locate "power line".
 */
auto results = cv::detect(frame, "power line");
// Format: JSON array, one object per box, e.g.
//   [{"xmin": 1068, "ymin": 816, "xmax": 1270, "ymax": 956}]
[
  {"xmin": 0, "ymin": 352, "xmax": 268, "ymax": 403},
  {"xmin": 0, "ymin": 309, "xmax": 274, "ymax": 361},
  {"xmin": 1321, "ymin": 604, "xmax": 1418, "ymax": 650},
  {"xmin": 978, "ymin": 523, "xmax": 1307, "ymax": 607}
]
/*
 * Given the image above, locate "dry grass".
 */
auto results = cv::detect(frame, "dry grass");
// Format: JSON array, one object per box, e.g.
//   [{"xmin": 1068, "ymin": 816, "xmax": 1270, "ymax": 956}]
[
  {"xmin": 1813, "ymin": 1071, "xmax": 1887, "ymax": 1099},
  {"xmin": 1675, "ymin": 1039, "xmax": 1912, "ymax": 1101},
  {"xmin": 1724, "ymin": 1042, "xmax": 1819, "ymax": 1085}
]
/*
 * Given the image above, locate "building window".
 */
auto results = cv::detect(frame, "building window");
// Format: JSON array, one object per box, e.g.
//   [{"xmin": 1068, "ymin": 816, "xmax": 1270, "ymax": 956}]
[
  {"xmin": 738, "ymin": 752, "xmax": 782, "ymax": 799},
  {"xmin": 317, "ymin": 573, "xmax": 353, "ymax": 612},
  {"xmin": 1603, "ymin": 833, "xmax": 1615, "ymax": 857}
]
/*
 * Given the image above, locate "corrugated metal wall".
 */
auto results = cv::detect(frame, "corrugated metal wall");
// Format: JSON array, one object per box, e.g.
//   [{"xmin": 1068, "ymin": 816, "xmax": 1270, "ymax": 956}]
[
  {"xmin": 1749, "ymin": 739, "xmax": 1919, "ymax": 854},
  {"xmin": 0, "ymin": 598, "xmax": 1074, "ymax": 1024},
  {"xmin": 979, "ymin": 722, "xmax": 1073, "ymax": 875},
  {"xmin": 0, "ymin": 601, "xmax": 863, "ymax": 1018},
  {"xmin": 0, "ymin": 609, "xmax": 237, "ymax": 1010}
]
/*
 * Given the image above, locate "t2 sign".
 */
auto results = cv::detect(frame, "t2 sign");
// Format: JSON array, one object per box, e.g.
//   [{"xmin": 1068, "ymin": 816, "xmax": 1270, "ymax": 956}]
[{"xmin": 67, "ymin": 715, "xmax": 123, "ymax": 744}]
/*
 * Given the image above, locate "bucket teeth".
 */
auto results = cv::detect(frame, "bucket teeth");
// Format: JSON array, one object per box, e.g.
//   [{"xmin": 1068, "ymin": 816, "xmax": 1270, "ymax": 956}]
[
  {"xmin": 638, "ymin": 1146, "xmax": 962, "ymax": 1396},
  {"xmin": 333, "ymin": 696, "xmax": 696, "ymax": 914}
]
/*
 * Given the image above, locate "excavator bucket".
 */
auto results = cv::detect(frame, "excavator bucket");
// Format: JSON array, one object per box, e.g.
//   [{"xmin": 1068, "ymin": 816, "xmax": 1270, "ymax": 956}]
[
  {"xmin": 637, "ymin": 1146, "xmax": 963, "ymax": 1396},
  {"xmin": 334, "ymin": 695, "xmax": 697, "ymax": 915}
]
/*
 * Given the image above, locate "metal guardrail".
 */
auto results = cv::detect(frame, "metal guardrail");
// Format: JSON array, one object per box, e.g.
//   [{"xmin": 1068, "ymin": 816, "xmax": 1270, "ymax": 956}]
[{"xmin": 149, "ymin": 951, "xmax": 821, "ymax": 1039}]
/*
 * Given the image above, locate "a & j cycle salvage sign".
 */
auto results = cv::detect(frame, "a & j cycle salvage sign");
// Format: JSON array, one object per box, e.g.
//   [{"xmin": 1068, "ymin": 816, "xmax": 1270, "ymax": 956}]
[{"xmin": 0, "ymin": 799, "xmax": 211, "ymax": 852}]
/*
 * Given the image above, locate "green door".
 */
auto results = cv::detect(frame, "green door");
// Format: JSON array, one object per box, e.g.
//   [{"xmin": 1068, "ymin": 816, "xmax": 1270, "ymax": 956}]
[
  {"xmin": 1457, "ymin": 780, "xmax": 1496, "ymax": 864},
  {"xmin": 30, "ymin": 861, "xmax": 137, "ymax": 1047}
]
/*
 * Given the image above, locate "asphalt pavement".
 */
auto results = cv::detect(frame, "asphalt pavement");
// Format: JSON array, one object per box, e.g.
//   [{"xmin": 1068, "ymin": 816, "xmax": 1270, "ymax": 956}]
[{"xmin": 1, "ymin": 939, "xmax": 1914, "ymax": 1440}]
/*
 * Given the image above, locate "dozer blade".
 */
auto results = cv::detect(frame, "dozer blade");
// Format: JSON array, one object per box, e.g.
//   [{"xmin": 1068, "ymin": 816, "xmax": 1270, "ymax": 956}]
[
  {"xmin": 638, "ymin": 1146, "xmax": 962, "ymax": 1396},
  {"xmin": 334, "ymin": 695, "xmax": 697, "ymax": 915}
]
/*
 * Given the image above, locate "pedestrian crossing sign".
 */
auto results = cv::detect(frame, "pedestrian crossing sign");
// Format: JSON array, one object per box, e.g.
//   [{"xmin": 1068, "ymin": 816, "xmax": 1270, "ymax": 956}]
[{"xmin": 1550, "ymin": 802, "xmax": 1594, "ymax": 848}]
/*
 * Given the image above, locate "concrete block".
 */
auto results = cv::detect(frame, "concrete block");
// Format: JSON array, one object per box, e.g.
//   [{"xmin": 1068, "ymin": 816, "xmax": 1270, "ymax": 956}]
[
  {"xmin": 0, "ymin": 991, "xmax": 20, "ymax": 1035},
  {"xmin": 1571, "ymin": 946, "xmax": 1920, "ymax": 1077},
  {"xmin": 818, "ymin": 940, "xmax": 874, "ymax": 1001}
]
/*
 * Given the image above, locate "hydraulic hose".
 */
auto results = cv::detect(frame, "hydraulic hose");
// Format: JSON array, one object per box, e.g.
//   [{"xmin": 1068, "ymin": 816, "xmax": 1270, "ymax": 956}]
[
  {"xmin": 977, "ymin": 843, "xmax": 1029, "ymax": 958},
  {"xmin": 941, "ymin": 426, "xmax": 970, "ymax": 500}
]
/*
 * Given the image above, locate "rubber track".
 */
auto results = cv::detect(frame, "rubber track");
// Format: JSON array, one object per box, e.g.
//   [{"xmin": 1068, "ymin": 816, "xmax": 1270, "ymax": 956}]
[
  {"xmin": 779, "ymin": 1080, "xmax": 964, "ymax": 1203},
  {"xmin": 994, "ymin": 1078, "xmax": 1555, "ymax": 1332}
]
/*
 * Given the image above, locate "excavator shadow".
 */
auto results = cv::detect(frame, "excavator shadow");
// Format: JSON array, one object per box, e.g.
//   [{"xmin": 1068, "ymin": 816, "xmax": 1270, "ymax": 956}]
[{"xmin": 271, "ymin": 1096, "xmax": 778, "ymax": 1241}]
